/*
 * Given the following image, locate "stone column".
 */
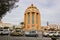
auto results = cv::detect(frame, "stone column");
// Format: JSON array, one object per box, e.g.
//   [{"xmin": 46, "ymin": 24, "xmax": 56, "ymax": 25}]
[
  {"xmin": 30, "ymin": 12, "xmax": 32, "ymax": 30},
  {"xmin": 26, "ymin": 13, "xmax": 28, "ymax": 30},
  {"xmin": 38, "ymin": 13, "xmax": 41, "ymax": 31},
  {"xmin": 34, "ymin": 13, "xmax": 36, "ymax": 30},
  {"xmin": 24, "ymin": 14, "xmax": 26, "ymax": 30}
]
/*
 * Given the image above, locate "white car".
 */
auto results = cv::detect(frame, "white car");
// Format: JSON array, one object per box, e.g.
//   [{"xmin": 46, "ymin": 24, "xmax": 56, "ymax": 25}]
[
  {"xmin": 54, "ymin": 32, "xmax": 59, "ymax": 37},
  {"xmin": 43, "ymin": 32, "xmax": 49, "ymax": 37},
  {"xmin": 0, "ymin": 27, "xmax": 3, "ymax": 34},
  {"xmin": 25, "ymin": 31, "xmax": 30, "ymax": 36},
  {"xmin": 49, "ymin": 31, "xmax": 54, "ymax": 36},
  {"xmin": 1, "ymin": 27, "xmax": 10, "ymax": 35},
  {"xmin": 49, "ymin": 31, "xmax": 59, "ymax": 37},
  {"xmin": 2, "ymin": 29, "xmax": 10, "ymax": 35},
  {"xmin": 0, "ymin": 29, "xmax": 3, "ymax": 34},
  {"xmin": 57, "ymin": 32, "xmax": 60, "ymax": 37}
]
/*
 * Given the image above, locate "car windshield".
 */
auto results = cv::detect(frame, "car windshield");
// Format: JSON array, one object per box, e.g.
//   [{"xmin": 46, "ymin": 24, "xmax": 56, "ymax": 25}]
[
  {"xmin": 4, "ymin": 27, "xmax": 9, "ymax": 29},
  {"xmin": 49, "ymin": 32, "xmax": 54, "ymax": 33},
  {"xmin": 30, "ymin": 31, "xmax": 36, "ymax": 33},
  {"xmin": 16, "ymin": 29, "xmax": 21, "ymax": 32},
  {"xmin": 4, "ymin": 29, "xmax": 8, "ymax": 31}
]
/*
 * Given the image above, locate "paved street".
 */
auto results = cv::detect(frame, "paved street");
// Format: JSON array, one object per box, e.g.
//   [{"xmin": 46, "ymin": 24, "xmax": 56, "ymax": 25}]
[
  {"xmin": 0, "ymin": 35, "xmax": 51, "ymax": 40},
  {"xmin": 0, "ymin": 33, "xmax": 60, "ymax": 40}
]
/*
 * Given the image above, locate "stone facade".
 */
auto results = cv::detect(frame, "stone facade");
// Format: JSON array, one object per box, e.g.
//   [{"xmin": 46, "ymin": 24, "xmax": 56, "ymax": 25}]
[{"xmin": 24, "ymin": 4, "xmax": 41, "ymax": 31}]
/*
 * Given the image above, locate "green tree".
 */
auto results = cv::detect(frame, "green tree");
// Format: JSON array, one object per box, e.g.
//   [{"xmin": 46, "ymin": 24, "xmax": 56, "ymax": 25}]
[
  {"xmin": 20, "ymin": 22, "xmax": 24, "ymax": 26},
  {"xmin": 13, "ymin": 25, "xmax": 15, "ymax": 29},
  {"xmin": 20, "ymin": 22, "xmax": 24, "ymax": 28},
  {"xmin": 0, "ymin": 0, "xmax": 18, "ymax": 20}
]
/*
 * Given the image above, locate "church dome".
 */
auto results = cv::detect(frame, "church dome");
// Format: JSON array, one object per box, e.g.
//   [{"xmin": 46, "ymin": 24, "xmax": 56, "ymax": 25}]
[{"xmin": 25, "ymin": 4, "xmax": 40, "ymax": 14}]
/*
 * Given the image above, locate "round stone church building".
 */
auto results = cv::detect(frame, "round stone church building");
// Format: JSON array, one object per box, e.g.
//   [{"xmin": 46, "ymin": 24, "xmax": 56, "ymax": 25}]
[{"xmin": 24, "ymin": 4, "xmax": 41, "ymax": 31}]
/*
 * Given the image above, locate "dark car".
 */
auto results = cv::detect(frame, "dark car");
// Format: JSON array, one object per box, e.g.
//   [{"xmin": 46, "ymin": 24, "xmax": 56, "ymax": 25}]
[{"xmin": 25, "ymin": 31, "xmax": 38, "ymax": 37}]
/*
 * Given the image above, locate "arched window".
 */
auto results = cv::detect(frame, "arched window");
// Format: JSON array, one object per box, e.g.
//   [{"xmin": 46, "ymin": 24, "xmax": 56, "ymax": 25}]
[
  {"xmin": 28, "ymin": 12, "xmax": 30, "ymax": 24},
  {"xmin": 32, "ymin": 12, "xmax": 34, "ymax": 24}
]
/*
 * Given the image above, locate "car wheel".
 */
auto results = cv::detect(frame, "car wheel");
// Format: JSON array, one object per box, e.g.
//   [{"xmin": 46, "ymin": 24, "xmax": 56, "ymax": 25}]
[{"xmin": 36, "ymin": 35, "xmax": 38, "ymax": 37}]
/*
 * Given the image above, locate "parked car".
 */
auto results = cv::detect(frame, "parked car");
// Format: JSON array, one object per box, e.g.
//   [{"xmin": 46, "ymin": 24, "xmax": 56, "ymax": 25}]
[
  {"xmin": 25, "ymin": 31, "xmax": 38, "ymax": 37},
  {"xmin": 1, "ymin": 27, "xmax": 10, "ymax": 35},
  {"xmin": 43, "ymin": 32, "xmax": 49, "ymax": 37},
  {"xmin": 49, "ymin": 31, "xmax": 54, "ymax": 37},
  {"xmin": 57, "ymin": 31, "xmax": 60, "ymax": 37},
  {"xmin": 25, "ymin": 31, "xmax": 30, "ymax": 36},
  {"xmin": 0, "ymin": 29, "xmax": 3, "ymax": 34},
  {"xmin": 54, "ymin": 32, "xmax": 59, "ymax": 37},
  {"xmin": 0, "ymin": 27, "xmax": 3, "ymax": 34},
  {"xmin": 48, "ymin": 31, "xmax": 58, "ymax": 37},
  {"xmin": 10, "ymin": 28, "xmax": 24, "ymax": 36}
]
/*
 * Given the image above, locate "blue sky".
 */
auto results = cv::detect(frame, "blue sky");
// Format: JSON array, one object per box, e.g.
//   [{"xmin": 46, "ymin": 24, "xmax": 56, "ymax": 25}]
[{"xmin": 2, "ymin": 0, "xmax": 60, "ymax": 26}]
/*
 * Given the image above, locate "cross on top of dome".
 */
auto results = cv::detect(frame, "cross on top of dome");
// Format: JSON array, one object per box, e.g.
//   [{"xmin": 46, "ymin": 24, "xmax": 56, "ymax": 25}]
[
  {"xmin": 31, "ymin": 4, "xmax": 33, "ymax": 7},
  {"xmin": 27, "ymin": 4, "xmax": 37, "ymax": 9}
]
